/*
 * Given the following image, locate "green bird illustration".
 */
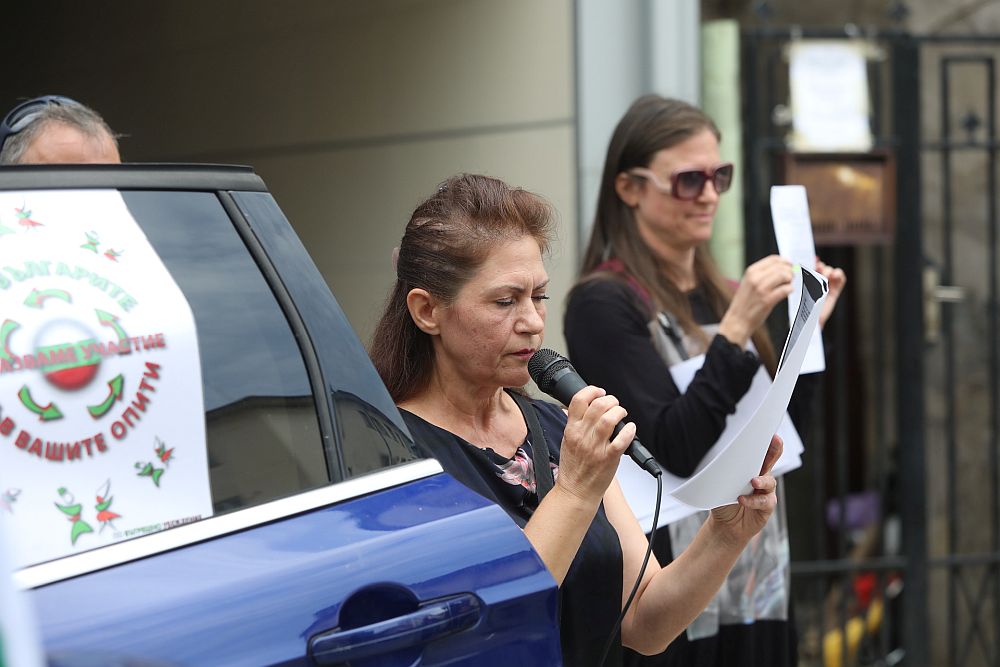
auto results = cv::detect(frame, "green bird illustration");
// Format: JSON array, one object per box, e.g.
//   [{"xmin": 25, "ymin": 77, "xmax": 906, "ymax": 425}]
[
  {"xmin": 54, "ymin": 487, "xmax": 94, "ymax": 546},
  {"xmin": 80, "ymin": 231, "xmax": 100, "ymax": 252},
  {"xmin": 135, "ymin": 461, "xmax": 165, "ymax": 487}
]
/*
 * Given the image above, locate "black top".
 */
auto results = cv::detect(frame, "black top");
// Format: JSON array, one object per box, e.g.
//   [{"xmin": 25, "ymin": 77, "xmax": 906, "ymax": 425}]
[
  {"xmin": 401, "ymin": 396, "xmax": 625, "ymax": 667},
  {"xmin": 565, "ymin": 279, "xmax": 761, "ymax": 476},
  {"xmin": 565, "ymin": 277, "xmax": 805, "ymax": 667}
]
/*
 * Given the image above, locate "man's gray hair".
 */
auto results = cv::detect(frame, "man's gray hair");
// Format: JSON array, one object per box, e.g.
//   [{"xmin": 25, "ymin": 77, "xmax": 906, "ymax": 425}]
[{"xmin": 0, "ymin": 99, "xmax": 119, "ymax": 165}]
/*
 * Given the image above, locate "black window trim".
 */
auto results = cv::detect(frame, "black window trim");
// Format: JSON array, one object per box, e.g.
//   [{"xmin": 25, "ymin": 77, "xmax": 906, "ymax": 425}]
[
  {"xmin": 215, "ymin": 190, "xmax": 342, "ymax": 481},
  {"xmin": 0, "ymin": 164, "xmax": 268, "ymax": 192}
]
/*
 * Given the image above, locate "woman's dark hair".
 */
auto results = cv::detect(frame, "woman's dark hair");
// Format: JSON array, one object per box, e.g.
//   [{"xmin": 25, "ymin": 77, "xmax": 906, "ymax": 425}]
[
  {"xmin": 576, "ymin": 94, "xmax": 777, "ymax": 374},
  {"xmin": 369, "ymin": 173, "xmax": 555, "ymax": 402}
]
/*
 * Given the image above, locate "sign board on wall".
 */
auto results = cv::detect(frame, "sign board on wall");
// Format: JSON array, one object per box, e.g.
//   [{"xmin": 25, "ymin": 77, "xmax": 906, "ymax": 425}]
[{"xmin": 789, "ymin": 39, "xmax": 873, "ymax": 152}]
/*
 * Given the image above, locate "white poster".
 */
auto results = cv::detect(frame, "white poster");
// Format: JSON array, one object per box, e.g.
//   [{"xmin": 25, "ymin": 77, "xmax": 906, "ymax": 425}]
[
  {"xmin": 0, "ymin": 190, "xmax": 212, "ymax": 569},
  {"xmin": 771, "ymin": 185, "xmax": 825, "ymax": 374},
  {"xmin": 0, "ymin": 509, "xmax": 43, "ymax": 667},
  {"xmin": 789, "ymin": 40, "xmax": 873, "ymax": 152}
]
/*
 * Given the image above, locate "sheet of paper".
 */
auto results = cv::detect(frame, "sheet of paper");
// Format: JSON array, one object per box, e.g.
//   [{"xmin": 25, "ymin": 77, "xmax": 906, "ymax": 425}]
[
  {"xmin": 0, "ymin": 510, "xmax": 43, "ymax": 667},
  {"xmin": 771, "ymin": 185, "xmax": 826, "ymax": 374},
  {"xmin": 618, "ymin": 360, "xmax": 804, "ymax": 532},
  {"xmin": 789, "ymin": 40, "xmax": 872, "ymax": 152},
  {"xmin": 616, "ymin": 266, "xmax": 827, "ymax": 526}
]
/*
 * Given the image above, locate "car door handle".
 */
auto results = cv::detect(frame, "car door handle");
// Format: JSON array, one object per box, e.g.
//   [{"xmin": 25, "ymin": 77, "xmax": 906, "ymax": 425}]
[{"xmin": 308, "ymin": 593, "xmax": 483, "ymax": 664}]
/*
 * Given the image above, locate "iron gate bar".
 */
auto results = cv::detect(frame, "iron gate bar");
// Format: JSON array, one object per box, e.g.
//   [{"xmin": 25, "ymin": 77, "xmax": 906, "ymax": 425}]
[
  {"xmin": 938, "ymin": 52, "xmax": 1000, "ymax": 667},
  {"xmin": 745, "ymin": 30, "xmax": 1000, "ymax": 43},
  {"xmin": 939, "ymin": 52, "xmax": 960, "ymax": 667},
  {"xmin": 892, "ymin": 33, "xmax": 929, "ymax": 667},
  {"xmin": 922, "ymin": 35, "xmax": 1000, "ymax": 43},
  {"xmin": 955, "ymin": 568, "xmax": 997, "ymax": 664},
  {"xmin": 872, "ymin": 55, "xmax": 884, "ymax": 139},
  {"xmin": 874, "ymin": 570, "xmax": 888, "ymax": 662},
  {"xmin": 929, "ymin": 552, "xmax": 1000, "ymax": 567},
  {"xmin": 833, "ymin": 280, "xmax": 852, "ymax": 664},
  {"xmin": 988, "ymin": 51, "xmax": 1000, "ymax": 667},
  {"xmin": 874, "ymin": 244, "xmax": 892, "ymax": 662},
  {"xmin": 791, "ymin": 556, "xmax": 908, "ymax": 576},
  {"xmin": 923, "ymin": 140, "xmax": 1000, "ymax": 150}
]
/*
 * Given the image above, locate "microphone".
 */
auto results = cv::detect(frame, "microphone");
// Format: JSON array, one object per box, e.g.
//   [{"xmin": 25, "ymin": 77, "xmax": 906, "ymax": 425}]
[{"xmin": 528, "ymin": 349, "xmax": 662, "ymax": 477}]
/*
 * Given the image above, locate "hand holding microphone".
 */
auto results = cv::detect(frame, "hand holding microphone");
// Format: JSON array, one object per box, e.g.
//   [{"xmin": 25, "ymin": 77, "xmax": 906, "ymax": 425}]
[{"xmin": 529, "ymin": 349, "xmax": 662, "ymax": 478}]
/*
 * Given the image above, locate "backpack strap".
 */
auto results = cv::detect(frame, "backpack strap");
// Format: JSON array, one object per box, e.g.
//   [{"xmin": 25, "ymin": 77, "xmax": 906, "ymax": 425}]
[
  {"xmin": 593, "ymin": 259, "xmax": 690, "ymax": 362},
  {"xmin": 509, "ymin": 391, "xmax": 554, "ymax": 500},
  {"xmin": 593, "ymin": 258, "xmax": 654, "ymax": 310}
]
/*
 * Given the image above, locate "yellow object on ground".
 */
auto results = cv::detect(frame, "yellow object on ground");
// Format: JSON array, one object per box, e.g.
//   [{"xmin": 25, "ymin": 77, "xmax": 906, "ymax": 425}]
[{"xmin": 822, "ymin": 598, "xmax": 884, "ymax": 667}]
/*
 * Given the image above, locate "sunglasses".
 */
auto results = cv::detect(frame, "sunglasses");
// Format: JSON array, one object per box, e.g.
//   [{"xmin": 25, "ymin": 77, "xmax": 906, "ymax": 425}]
[
  {"xmin": 0, "ymin": 95, "xmax": 79, "ymax": 154},
  {"xmin": 628, "ymin": 163, "xmax": 734, "ymax": 201}
]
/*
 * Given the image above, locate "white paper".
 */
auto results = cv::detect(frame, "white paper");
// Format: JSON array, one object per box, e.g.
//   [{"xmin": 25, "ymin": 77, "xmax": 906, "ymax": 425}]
[
  {"xmin": 0, "ymin": 190, "xmax": 214, "ymax": 569},
  {"xmin": 771, "ymin": 185, "xmax": 825, "ymax": 374},
  {"xmin": 0, "ymin": 510, "xmax": 43, "ymax": 667},
  {"xmin": 617, "ymin": 266, "xmax": 827, "ymax": 525},
  {"xmin": 618, "ymin": 358, "xmax": 804, "ymax": 532},
  {"xmin": 789, "ymin": 40, "xmax": 872, "ymax": 152}
]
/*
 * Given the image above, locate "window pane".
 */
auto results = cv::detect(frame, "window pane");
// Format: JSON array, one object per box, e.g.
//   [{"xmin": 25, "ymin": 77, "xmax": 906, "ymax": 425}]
[{"xmin": 121, "ymin": 192, "xmax": 326, "ymax": 513}]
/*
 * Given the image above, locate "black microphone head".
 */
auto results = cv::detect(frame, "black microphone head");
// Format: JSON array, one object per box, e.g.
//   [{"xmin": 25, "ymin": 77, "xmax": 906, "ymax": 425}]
[{"xmin": 528, "ymin": 348, "xmax": 573, "ymax": 394}]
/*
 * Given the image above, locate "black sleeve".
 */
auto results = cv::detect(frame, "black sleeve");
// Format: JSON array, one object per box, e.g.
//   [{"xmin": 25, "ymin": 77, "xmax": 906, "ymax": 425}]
[
  {"xmin": 786, "ymin": 371, "xmax": 819, "ymax": 437},
  {"xmin": 564, "ymin": 279, "xmax": 761, "ymax": 477}
]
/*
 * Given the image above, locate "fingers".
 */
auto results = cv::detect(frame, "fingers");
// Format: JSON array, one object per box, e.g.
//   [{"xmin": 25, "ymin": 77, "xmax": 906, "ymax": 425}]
[
  {"xmin": 609, "ymin": 420, "xmax": 637, "ymax": 454},
  {"xmin": 759, "ymin": 434, "xmax": 783, "ymax": 475},
  {"xmin": 721, "ymin": 256, "xmax": 796, "ymax": 347},
  {"xmin": 750, "ymin": 473, "xmax": 777, "ymax": 494},
  {"xmin": 566, "ymin": 385, "xmax": 632, "ymax": 453},
  {"xmin": 565, "ymin": 385, "xmax": 606, "ymax": 427},
  {"xmin": 747, "ymin": 255, "xmax": 794, "ymax": 284},
  {"xmin": 815, "ymin": 257, "xmax": 847, "ymax": 294},
  {"xmin": 827, "ymin": 267, "xmax": 847, "ymax": 294},
  {"xmin": 739, "ymin": 477, "xmax": 777, "ymax": 511},
  {"xmin": 815, "ymin": 257, "xmax": 847, "ymax": 328},
  {"xmin": 744, "ymin": 256, "xmax": 796, "ymax": 304}
]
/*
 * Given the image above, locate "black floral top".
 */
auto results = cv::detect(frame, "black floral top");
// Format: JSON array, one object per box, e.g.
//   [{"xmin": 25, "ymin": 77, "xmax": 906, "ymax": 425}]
[{"xmin": 400, "ymin": 394, "xmax": 625, "ymax": 667}]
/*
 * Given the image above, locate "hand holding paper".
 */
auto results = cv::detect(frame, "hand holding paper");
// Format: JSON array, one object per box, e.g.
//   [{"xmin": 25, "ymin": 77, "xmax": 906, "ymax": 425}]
[
  {"xmin": 709, "ymin": 434, "xmax": 783, "ymax": 539},
  {"xmin": 616, "ymin": 266, "xmax": 828, "ymax": 524},
  {"xmin": 718, "ymin": 255, "xmax": 796, "ymax": 349},
  {"xmin": 815, "ymin": 257, "xmax": 847, "ymax": 327},
  {"xmin": 668, "ymin": 265, "xmax": 827, "ymax": 509},
  {"xmin": 770, "ymin": 185, "xmax": 827, "ymax": 374}
]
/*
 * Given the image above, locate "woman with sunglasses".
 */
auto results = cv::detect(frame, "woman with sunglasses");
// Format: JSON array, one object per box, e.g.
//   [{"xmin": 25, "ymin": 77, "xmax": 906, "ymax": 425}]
[{"xmin": 564, "ymin": 95, "xmax": 845, "ymax": 667}]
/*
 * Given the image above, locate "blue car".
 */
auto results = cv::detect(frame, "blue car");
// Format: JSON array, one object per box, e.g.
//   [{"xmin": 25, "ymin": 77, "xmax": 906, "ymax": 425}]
[{"xmin": 0, "ymin": 165, "xmax": 561, "ymax": 666}]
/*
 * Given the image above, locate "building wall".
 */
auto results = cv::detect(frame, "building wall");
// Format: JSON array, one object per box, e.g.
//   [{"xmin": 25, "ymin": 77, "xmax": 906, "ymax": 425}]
[{"xmin": 0, "ymin": 0, "xmax": 577, "ymax": 351}]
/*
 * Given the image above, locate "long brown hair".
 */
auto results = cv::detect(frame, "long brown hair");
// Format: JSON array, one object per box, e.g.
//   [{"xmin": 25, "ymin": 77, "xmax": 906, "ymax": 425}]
[
  {"xmin": 576, "ymin": 94, "xmax": 777, "ymax": 374},
  {"xmin": 369, "ymin": 173, "xmax": 555, "ymax": 402}
]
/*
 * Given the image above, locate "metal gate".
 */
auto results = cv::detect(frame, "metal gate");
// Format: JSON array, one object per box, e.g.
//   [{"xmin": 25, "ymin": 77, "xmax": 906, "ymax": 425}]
[{"xmin": 742, "ymin": 25, "xmax": 1000, "ymax": 667}]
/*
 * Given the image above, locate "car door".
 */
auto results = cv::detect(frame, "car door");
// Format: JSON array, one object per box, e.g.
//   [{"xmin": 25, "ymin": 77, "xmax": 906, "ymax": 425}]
[{"xmin": 0, "ymin": 167, "xmax": 561, "ymax": 666}]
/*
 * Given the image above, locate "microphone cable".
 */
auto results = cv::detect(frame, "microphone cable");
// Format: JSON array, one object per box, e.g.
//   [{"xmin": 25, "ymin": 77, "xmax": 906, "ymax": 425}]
[{"xmin": 598, "ymin": 467, "xmax": 663, "ymax": 666}]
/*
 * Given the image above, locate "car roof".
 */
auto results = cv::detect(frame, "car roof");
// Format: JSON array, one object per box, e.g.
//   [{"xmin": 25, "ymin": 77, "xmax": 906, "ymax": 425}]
[{"xmin": 0, "ymin": 163, "xmax": 267, "ymax": 192}]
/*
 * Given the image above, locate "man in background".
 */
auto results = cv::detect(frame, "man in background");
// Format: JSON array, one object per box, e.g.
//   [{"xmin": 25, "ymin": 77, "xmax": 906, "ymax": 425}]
[{"xmin": 0, "ymin": 95, "xmax": 120, "ymax": 164}]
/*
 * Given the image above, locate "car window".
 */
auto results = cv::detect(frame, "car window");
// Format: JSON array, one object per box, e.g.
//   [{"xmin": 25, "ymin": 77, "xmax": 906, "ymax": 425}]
[
  {"xmin": 0, "ymin": 189, "xmax": 329, "ymax": 568},
  {"xmin": 118, "ymin": 191, "xmax": 327, "ymax": 513},
  {"xmin": 332, "ymin": 390, "xmax": 419, "ymax": 477},
  {"xmin": 227, "ymin": 190, "xmax": 422, "ymax": 481}
]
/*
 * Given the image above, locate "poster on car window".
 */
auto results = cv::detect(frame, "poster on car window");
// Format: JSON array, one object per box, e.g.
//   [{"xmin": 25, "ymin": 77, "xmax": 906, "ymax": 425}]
[{"xmin": 0, "ymin": 190, "xmax": 212, "ymax": 570}]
